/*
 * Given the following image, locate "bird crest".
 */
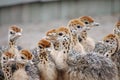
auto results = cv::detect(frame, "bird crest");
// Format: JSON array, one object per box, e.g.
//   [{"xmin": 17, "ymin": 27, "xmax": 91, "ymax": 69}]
[
  {"xmin": 103, "ymin": 34, "xmax": 117, "ymax": 40},
  {"xmin": 56, "ymin": 26, "xmax": 69, "ymax": 34},
  {"xmin": 20, "ymin": 49, "xmax": 33, "ymax": 60},
  {"xmin": 46, "ymin": 29, "xmax": 56, "ymax": 36},
  {"xmin": 79, "ymin": 16, "xmax": 94, "ymax": 23},
  {"xmin": 38, "ymin": 39, "xmax": 51, "ymax": 48},
  {"xmin": 4, "ymin": 51, "xmax": 15, "ymax": 58},
  {"xmin": 68, "ymin": 19, "xmax": 85, "ymax": 27},
  {"xmin": 9, "ymin": 25, "xmax": 22, "ymax": 32}
]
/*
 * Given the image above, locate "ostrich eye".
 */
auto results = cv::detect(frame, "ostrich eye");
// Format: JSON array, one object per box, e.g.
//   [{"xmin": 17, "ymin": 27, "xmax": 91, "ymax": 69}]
[
  {"xmin": 10, "ymin": 31, "xmax": 14, "ymax": 34},
  {"xmin": 106, "ymin": 40, "xmax": 109, "ymax": 43},
  {"xmin": 77, "ymin": 26, "xmax": 81, "ymax": 28},
  {"xmin": 21, "ymin": 56, "xmax": 25, "ymax": 59},
  {"xmin": 3, "ymin": 57, "xmax": 5, "ymax": 60},
  {"xmin": 59, "ymin": 33, "xmax": 63, "ymax": 36},
  {"xmin": 39, "ymin": 46, "xmax": 42, "ymax": 49},
  {"xmin": 85, "ymin": 22, "xmax": 89, "ymax": 24}
]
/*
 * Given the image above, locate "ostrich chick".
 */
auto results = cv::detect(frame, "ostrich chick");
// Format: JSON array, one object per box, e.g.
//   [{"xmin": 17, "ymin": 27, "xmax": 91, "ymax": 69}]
[
  {"xmin": 65, "ymin": 19, "xmax": 119, "ymax": 80},
  {"xmin": 13, "ymin": 49, "xmax": 33, "ymax": 80},
  {"xmin": 78, "ymin": 16, "xmax": 99, "ymax": 52},
  {"xmin": 1, "ymin": 51, "xmax": 15, "ymax": 80},
  {"xmin": 37, "ymin": 39, "xmax": 58, "ymax": 80},
  {"xmin": 102, "ymin": 34, "xmax": 120, "ymax": 79}
]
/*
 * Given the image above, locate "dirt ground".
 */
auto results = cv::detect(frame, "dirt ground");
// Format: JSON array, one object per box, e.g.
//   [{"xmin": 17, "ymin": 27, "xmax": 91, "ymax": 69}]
[{"xmin": 0, "ymin": 14, "xmax": 120, "ymax": 49}]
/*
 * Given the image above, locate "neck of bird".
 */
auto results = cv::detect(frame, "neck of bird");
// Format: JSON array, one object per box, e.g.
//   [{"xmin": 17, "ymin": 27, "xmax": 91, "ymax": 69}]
[
  {"xmin": 39, "ymin": 51, "xmax": 48, "ymax": 62},
  {"xmin": 71, "ymin": 33, "xmax": 80, "ymax": 46},
  {"xmin": 2, "ymin": 64, "xmax": 13, "ymax": 80},
  {"xmin": 105, "ymin": 48, "xmax": 116, "ymax": 58},
  {"xmin": 16, "ymin": 63, "xmax": 25, "ymax": 69},
  {"xmin": 9, "ymin": 38, "xmax": 17, "ymax": 48},
  {"xmin": 114, "ymin": 28, "xmax": 120, "ymax": 37},
  {"xmin": 8, "ymin": 39, "xmax": 19, "ymax": 57},
  {"xmin": 53, "ymin": 41, "xmax": 61, "ymax": 51},
  {"xmin": 105, "ymin": 43, "xmax": 119, "ymax": 57},
  {"xmin": 60, "ymin": 38, "xmax": 71, "ymax": 54},
  {"xmin": 79, "ymin": 31, "xmax": 87, "ymax": 42},
  {"xmin": 116, "ymin": 32, "xmax": 120, "ymax": 38}
]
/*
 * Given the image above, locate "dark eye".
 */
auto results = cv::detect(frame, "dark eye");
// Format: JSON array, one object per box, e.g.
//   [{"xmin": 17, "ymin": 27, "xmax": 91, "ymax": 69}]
[
  {"xmin": 106, "ymin": 40, "xmax": 109, "ymax": 43},
  {"xmin": 10, "ymin": 31, "xmax": 14, "ymax": 34},
  {"xmin": 39, "ymin": 46, "xmax": 42, "ymax": 49},
  {"xmin": 85, "ymin": 22, "xmax": 89, "ymax": 24},
  {"xmin": 21, "ymin": 56, "xmax": 24, "ymax": 59},
  {"xmin": 77, "ymin": 26, "xmax": 81, "ymax": 28},
  {"xmin": 59, "ymin": 33, "xmax": 63, "ymax": 36},
  {"xmin": 3, "ymin": 57, "xmax": 5, "ymax": 60}
]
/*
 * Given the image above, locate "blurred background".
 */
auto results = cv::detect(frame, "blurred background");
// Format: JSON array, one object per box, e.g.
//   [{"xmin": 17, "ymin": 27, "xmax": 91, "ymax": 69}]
[{"xmin": 0, "ymin": 0, "xmax": 120, "ymax": 49}]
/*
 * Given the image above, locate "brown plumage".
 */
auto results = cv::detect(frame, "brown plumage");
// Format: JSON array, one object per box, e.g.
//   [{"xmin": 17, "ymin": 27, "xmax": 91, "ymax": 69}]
[
  {"xmin": 37, "ymin": 38, "xmax": 58, "ymax": 80},
  {"xmin": 9, "ymin": 25, "xmax": 22, "ymax": 32}
]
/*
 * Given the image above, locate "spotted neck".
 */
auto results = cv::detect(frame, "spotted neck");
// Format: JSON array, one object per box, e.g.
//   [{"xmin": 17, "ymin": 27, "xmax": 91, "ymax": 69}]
[
  {"xmin": 70, "ymin": 33, "xmax": 80, "ymax": 47},
  {"xmin": 16, "ymin": 63, "xmax": 25, "ymax": 69},
  {"xmin": 78, "ymin": 31, "xmax": 87, "ymax": 42},
  {"xmin": 53, "ymin": 41, "xmax": 61, "ymax": 51},
  {"xmin": 39, "ymin": 50, "xmax": 48, "ymax": 64},
  {"xmin": 2, "ymin": 62, "xmax": 13, "ymax": 80},
  {"xmin": 9, "ymin": 39, "xmax": 16, "ymax": 48},
  {"xmin": 60, "ymin": 37, "xmax": 71, "ymax": 54},
  {"xmin": 8, "ymin": 38, "xmax": 20, "ymax": 59}
]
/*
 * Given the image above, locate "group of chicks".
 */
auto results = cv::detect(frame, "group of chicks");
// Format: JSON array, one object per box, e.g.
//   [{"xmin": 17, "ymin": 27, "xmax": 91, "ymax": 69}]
[{"xmin": 0, "ymin": 16, "xmax": 120, "ymax": 80}]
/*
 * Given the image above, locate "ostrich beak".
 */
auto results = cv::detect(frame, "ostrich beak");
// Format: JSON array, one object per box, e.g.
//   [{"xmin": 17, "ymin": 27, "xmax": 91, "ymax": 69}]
[{"xmin": 92, "ymin": 22, "xmax": 100, "ymax": 27}]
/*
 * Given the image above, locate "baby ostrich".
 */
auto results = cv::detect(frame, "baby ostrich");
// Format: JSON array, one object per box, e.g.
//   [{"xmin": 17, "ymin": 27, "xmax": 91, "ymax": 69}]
[
  {"xmin": 13, "ymin": 49, "xmax": 33, "ymax": 80},
  {"xmin": 8, "ymin": 25, "xmax": 22, "ymax": 53},
  {"xmin": 102, "ymin": 34, "xmax": 120, "ymax": 79},
  {"xmin": 1, "ymin": 25, "xmax": 23, "ymax": 80},
  {"xmin": 55, "ymin": 19, "xmax": 118, "ymax": 80},
  {"xmin": 78, "ymin": 16, "xmax": 99, "ymax": 52},
  {"xmin": 46, "ymin": 28, "xmax": 65, "ymax": 69},
  {"xmin": 46, "ymin": 28, "xmax": 60, "ymax": 51},
  {"xmin": 0, "ymin": 25, "xmax": 22, "ymax": 67},
  {"xmin": 67, "ymin": 19, "xmax": 85, "ymax": 54},
  {"xmin": 46, "ymin": 28, "xmax": 67, "ymax": 80},
  {"xmin": 94, "ymin": 20, "xmax": 120, "ymax": 55},
  {"xmin": 1, "ymin": 51, "xmax": 15, "ymax": 80},
  {"xmin": 113, "ymin": 20, "xmax": 120, "ymax": 38},
  {"xmin": 37, "ymin": 38, "xmax": 58, "ymax": 80},
  {"xmin": 102, "ymin": 34, "xmax": 119, "ymax": 57},
  {"xmin": 0, "ymin": 25, "xmax": 22, "ymax": 54}
]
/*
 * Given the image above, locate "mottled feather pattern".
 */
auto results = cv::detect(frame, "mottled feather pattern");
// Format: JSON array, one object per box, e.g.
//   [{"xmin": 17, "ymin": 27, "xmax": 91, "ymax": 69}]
[
  {"xmin": 10, "ymin": 25, "xmax": 22, "ymax": 32},
  {"xmin": 79, "ymin": 16, "xmax": 94, "ymax": 23}
]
